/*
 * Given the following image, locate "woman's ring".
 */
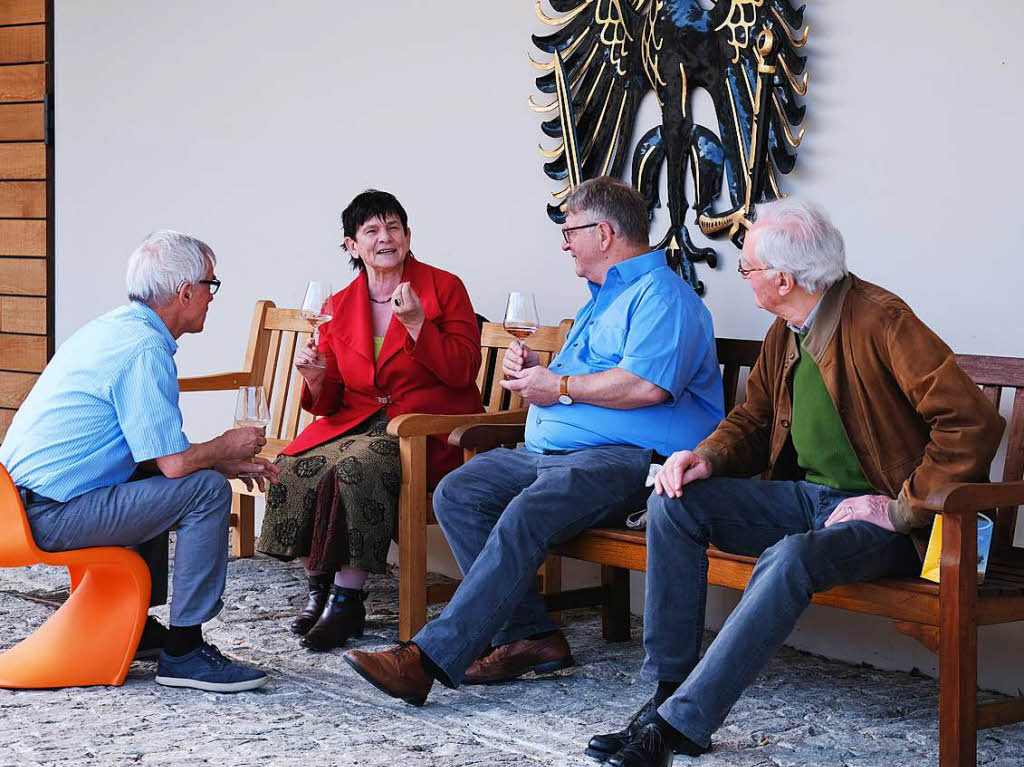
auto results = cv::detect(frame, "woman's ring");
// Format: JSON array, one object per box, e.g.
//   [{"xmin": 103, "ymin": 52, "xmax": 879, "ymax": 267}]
[{"xmin": 393, "ymin": 297, "xmax": 402, "ymax": 307}]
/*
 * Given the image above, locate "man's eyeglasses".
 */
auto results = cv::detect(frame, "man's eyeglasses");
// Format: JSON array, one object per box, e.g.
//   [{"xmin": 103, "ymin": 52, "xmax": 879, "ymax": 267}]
[
  {"xmin": 198, "ymin": 278, "xmax": 221, "ymax": 295},
  {"xmin": 736, "ymin": 261, "xmax": 771, "ymax": 277},
  {"xmin": 561, "ymin": 222, "xmax": 602, "ymax": 243}
]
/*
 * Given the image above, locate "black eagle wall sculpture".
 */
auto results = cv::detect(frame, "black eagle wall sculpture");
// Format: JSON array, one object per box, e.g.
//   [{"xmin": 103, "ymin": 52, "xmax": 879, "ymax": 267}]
[{"xmin": 530, "ymin": 0, "xmax": 810, "ymax": 294}]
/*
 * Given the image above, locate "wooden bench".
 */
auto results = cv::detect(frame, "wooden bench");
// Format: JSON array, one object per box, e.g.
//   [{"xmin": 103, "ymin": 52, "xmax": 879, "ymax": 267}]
[
  {"xmin": 178, "ymin": 302, "xmax": 571, "ymax": 640},
  {"xmin": 451, "ymin": 333, "xmax": 1024, "ymax": 767}
]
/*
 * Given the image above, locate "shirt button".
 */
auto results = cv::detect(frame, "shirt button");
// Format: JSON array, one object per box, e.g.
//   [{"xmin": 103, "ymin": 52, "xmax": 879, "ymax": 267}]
[
  {"xmin": 781, "ymin": 419, "xmax": 790, "ymax": 428},
  {"xmin": 536, "ymin": 417, "xmax": 542, "ymax": 424},
  {"xmin": 573, "ymin": 343, "xmax": 579, "ymax": 347},
  {"xmin": 554, "ymin": 362, "xmax": 561, "ymax": 367}
]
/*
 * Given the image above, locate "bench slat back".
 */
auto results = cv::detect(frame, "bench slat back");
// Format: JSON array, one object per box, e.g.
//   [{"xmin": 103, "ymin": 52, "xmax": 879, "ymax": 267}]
[{"xmin": 477, "ymin": 321, "xmax": 572, "ymax": 413}]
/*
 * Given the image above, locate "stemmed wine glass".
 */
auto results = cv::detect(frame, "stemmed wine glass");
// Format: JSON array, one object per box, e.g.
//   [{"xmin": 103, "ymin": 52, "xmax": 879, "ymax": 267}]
[
  {"xmin": 503, "ymin": 291, "xmax": 539, "ymax": 341},
  {"xmin": 233, "ymin": 385, "xmax": 270, "ymax": 477},
  {"xmin": 300, "ymin": 280, "xmax": 333, "ymax": 368}
]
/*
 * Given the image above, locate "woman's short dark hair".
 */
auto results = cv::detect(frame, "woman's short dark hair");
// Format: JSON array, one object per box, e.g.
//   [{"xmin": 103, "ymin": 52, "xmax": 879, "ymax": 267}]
[{"xmin": 341, "ymin": 189, "xmax": 410, "ymax": 270}]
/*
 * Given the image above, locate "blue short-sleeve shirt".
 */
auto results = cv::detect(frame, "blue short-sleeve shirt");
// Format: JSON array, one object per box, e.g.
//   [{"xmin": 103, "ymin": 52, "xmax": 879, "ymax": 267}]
[
  {"xmin": 0, "ymin": 302, "xmax": 192, "ymax": 502},
  {"xmin": 524, "ymin": 250, "xmax": 724, "ymax": 456}
]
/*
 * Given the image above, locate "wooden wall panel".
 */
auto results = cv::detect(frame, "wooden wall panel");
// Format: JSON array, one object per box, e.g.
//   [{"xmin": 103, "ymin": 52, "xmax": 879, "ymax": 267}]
[
  {"xmin": 0, "ymin": 257, "xmax": 45, "ymax": 294},
  {"xmin": 0, "ymin": 219, "xmax": 44, "ymax": 255},
  {"xmin": 0, "ymin": 181, "xmax": 44, "ymax": 217},
  {"xmin": 0, "ymin": 143, "xmax": 44, "ymax": 179},
  {"xmin": 0, "ymin": 370, "xmax": 36, "ymax": 408},
  {"xmin": 0, "ymin": 1, "xmax": 45, "ymax": 25},
  {"xmin": 0, "ymin": 63, "xmax": 45, "ymax": 102},
  {"xmin": 0, "ymin": 296, "xmax": 44, "ymax": 333},
  {"xmin": 0, "ymin": 407, "xmax": 13, "ymax": 440},
  {"xmin": 0, "ymin": 332, "xmax": 44, "ymax": 371},
  {"xmin": 0, "ymin": 103, "xmax": 43, "ymax": 140},
  {"xmin": 0, "ymin": 24, "xmax": 44, "ymax": 63}
]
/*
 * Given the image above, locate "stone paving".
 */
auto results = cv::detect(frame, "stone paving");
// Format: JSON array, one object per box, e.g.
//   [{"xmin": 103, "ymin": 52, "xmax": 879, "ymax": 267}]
[{"xmin": 2, "ymin": 552, "xmax": 1024, "ymax": 766}]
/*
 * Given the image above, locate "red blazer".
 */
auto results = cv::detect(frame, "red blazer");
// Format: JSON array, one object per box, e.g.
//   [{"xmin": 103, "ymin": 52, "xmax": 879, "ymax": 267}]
[{"xmin": 280, "ymin": 255, "xmax": 484, "ymax": 486}]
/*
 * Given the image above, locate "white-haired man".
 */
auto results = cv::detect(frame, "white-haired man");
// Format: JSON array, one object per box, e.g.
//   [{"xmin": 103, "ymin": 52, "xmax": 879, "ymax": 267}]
[
  {"xmin": 0, "ymin": 230, "xmax": 280, "ymax": 692},
  {"xmin": 590, "ymin": 199, "xmax": 1004, "ymax": 765}
]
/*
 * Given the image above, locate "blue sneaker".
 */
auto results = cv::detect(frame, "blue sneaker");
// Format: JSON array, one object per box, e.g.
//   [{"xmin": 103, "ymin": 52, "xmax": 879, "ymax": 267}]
[{"xmin": 155, "ymin": 643, "xmax": 269, "ymax": 692}]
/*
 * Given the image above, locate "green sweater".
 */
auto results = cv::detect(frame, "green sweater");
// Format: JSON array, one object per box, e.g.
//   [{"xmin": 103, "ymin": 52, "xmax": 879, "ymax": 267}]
[{"xmin": 790, "ymin": 335, "xmax": 873, "ymax": 491}]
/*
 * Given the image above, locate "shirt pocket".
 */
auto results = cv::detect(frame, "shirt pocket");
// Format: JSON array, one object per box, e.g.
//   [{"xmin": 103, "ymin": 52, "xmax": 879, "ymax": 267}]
[{"xmin": 587, "ymin": 317, "xmax": 625, "ymax": 365}]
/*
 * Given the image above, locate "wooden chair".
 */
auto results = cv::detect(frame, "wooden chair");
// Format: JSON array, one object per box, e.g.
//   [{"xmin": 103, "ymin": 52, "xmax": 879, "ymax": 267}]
[
  {"xmin": 453, "ymin": 336, "xmax": 1024, "ymax": 767},
  {"xmin": 179, "ymin": 301, "xmax": 571, "ymax": 640}
]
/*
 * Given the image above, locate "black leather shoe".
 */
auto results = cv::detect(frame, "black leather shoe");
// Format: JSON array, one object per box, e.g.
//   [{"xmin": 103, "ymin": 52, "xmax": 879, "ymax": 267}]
[
  {"xmin": 586, "ymin": 698, "xmax": 658, "ymax": 762},
  {"xmin": 300, "ymin": 586, "xmax": 365, "ymax": 651},
  {"xmin": 290, "ymin": 573, "xmax": 333, "ymax": 636},
  {"xmin": 607, "ymin": 723, "xmax": 675, "ymax": 767}
]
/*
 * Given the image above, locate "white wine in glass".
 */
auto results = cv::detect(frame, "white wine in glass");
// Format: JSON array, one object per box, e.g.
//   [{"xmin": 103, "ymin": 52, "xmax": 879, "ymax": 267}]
[
  {"xmin": 503, "ymin": 291, "xmax": 539, "ymax": 340},
  {"xmin": 233, "ymin": 385, "xmax": 270, "ymax": 478},
  {"xmin": 301, "ymin": 280, "xmax": 333, "ymax": 368}
]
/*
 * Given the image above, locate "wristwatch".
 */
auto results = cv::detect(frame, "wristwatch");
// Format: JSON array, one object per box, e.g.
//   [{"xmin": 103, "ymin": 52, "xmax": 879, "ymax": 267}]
[{"xmin": 558, "ymin": 375, "xmax": 574, "ymax": 406}]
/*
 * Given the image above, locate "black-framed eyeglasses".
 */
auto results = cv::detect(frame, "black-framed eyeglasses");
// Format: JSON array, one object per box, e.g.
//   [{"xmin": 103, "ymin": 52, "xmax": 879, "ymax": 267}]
[
  {"xmin": 736, "ymin": 261, "xmax": 770, "ymax": 277},
  {"xmin": 198, "ymin": 278, "xmax": 221, "ymax": 295},
  {"xmin": 561, "ymin": 222, "xmax": 601, "ymax": 243}
]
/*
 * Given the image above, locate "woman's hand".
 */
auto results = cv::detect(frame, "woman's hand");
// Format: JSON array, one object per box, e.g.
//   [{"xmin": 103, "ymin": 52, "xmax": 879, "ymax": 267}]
[
  {"xmin": 392, "ymin": 282, "xmax": 425, "ymax": 340},
  {"xmin": 295, "ymin": 336, "xmax": 327, "ymax": 395}
]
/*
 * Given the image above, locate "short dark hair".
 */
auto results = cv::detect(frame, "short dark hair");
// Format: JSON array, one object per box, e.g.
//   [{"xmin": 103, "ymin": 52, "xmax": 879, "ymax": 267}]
[
  {"xmin": 564, "ymin": 177, "xmax": 649, "ymax": 247},
  {"xmin": 341, "ymin": 189, "xmax": 410, "ymax": 271}
]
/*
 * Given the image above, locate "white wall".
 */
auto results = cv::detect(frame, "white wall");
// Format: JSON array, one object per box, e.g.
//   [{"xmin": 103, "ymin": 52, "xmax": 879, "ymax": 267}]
[{"xmin": 55, "ymin": 1, "xmax": 1024, "ymax": 692}]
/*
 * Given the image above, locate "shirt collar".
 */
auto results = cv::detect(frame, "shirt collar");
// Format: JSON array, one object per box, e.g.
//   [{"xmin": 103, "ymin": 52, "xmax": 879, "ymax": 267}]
[
  {"xmin": 787, "ymin": 295, "xmax": 824, "ymax": 335},
  {"xmin": 128, "ymin": 301, "xmax": 178, "ymax": 353},
  {"xmin": 588, "ymin": 249, "xmax": 667, "ymax": 299}
]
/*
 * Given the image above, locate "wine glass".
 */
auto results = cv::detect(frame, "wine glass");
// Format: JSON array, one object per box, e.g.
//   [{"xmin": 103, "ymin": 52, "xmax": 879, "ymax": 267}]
[
  {"xmin": 503, "ymin": 291, "xmax": 539, "ymax": 341},
  {"xmin": 233, "ymin": 386, "xmax": 270, "ymax": 477},
  {"xmin": 301, "ymin": 280, "xmax": 333, "ymax": 368}
]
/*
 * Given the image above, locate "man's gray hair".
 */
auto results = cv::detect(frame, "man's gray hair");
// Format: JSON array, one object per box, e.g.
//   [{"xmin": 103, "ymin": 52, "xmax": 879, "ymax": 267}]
[
  {"xmin": 564, "ymin": 176, "xmax": 649, "ymax": 246},
  {"xmin": 752, "ymin": 198, "xmax": 847, "ymax": 293},
  {"xmin": 126, "ymin": 230, "xmax": 216, "ymax": 306}
]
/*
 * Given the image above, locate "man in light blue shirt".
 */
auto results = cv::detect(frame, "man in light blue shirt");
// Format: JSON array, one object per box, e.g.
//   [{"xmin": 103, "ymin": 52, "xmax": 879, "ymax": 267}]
[
  {"xmin": 345, "ymin": 177, "xmax": 724, "ymax": 706},
  {"xmin": 0, "ymin": 230, "xmax": 279, "ymax": 693}
]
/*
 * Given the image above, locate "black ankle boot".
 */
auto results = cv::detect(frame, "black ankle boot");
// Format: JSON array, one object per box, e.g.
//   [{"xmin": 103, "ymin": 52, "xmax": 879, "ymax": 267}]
[
  {"xmin": 290, "ymin": 573, "xmax": 334, "ymax": 636},
  {"xmin": 300, "ymin": 586, "xmax": 366, "ymax": 651}
]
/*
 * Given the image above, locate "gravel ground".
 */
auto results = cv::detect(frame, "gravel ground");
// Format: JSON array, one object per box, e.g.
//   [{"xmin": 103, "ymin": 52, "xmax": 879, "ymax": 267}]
[{"xmin": 1, "ymin": 551, "xmax": 1023, "ymax": 766}]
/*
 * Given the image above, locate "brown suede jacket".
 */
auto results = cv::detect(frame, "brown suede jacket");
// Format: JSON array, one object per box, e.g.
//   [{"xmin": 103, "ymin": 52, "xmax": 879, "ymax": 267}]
[{"xmin": 695, "ymin": 274, "xmax": 1004, "ymax": 552}]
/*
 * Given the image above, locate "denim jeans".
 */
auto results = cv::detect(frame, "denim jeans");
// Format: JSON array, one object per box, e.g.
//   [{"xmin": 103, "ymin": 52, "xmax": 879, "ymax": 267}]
[
  {"xmin": 642, "ymin": 478, "xmax": 920, "ymax": 748},
  {"xmin": 23, "ymin": 470, "xmax": 233, "ymax": 626},
  {"xmin": 415, "ymin": 444, "xmax": 653, "ymax": 686}
]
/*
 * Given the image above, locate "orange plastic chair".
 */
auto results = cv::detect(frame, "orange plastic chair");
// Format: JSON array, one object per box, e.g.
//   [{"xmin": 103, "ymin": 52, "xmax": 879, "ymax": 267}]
[{"xmin": 0, "ymin": 464, "xmax": 150, "ymax": 688}]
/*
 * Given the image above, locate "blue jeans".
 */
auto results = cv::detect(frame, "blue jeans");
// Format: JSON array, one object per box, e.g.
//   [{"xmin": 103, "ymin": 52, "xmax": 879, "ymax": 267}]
[
  {"xmin": 642, "ymin": 478, "xmax": 920, "ymax": 748},
  {"xmin": 23, "ymin": 470, "xmax": 233, "ymax": 627},
  {"xmin": 415, "ymin": 445, "xmax": 653, "ymax": 686}
]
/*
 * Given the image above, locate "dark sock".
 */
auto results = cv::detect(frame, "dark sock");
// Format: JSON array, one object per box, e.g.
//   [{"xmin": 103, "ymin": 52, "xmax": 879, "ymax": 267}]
[
  {"xmin": 164, "ymin": 624, "xmax": 203, "ymax": 657},
  {"xmin": 654, "ymin": 680, "xmax": 681, "ymax": 706},
  {"xmin": 526, "ymin": 629, "xmax": 557, "ymax": 641},
  {"xmin": 413, "ymin": 643, "xmax": 455, "ymax": 688},
  {"xmin": 308, "ymin": 572, "xmax": 333, "ymax": 590}
]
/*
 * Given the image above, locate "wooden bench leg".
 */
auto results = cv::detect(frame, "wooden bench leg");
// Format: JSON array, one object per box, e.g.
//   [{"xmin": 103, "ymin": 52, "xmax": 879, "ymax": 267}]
[
  {"xmin": 231, "ymin": 494, "xmax": 255, "ymax": 558},
  {"xmin": 939, "ymin": 512, "xmax": 978, "ymax": 767},
  {"xmin": 398, "ymin": 435, "xmax": 427, "ymax": 643},
  {"xmin": 540, "ymin": 554, "xmax": 562, "ymax": 625},
  {"xmin": 601, "ymin": 565, "xmax": 630, "ymax": 642}
]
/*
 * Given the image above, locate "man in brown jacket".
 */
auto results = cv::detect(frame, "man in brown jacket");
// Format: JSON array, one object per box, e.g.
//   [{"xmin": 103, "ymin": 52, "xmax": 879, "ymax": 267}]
[{"xmin": 589, "ymin": 198, "xmax": 1004, "ymax": 767}]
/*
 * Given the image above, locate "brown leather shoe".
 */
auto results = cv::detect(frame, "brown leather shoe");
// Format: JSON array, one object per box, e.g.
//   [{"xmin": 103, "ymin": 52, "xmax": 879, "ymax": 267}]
[
  {"xmin": 463, "ymin": 630, "xmax": 574, "ymax": 685},
  {"xmin": 344, "ymin": 642, "xmax": 433, "ymax": 706}
]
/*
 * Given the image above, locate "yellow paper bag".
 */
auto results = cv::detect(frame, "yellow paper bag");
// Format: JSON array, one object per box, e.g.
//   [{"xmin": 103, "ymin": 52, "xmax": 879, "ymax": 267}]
[{"xmin": 920, "ymin": 513, "xmax": 993, "ymax": 583}]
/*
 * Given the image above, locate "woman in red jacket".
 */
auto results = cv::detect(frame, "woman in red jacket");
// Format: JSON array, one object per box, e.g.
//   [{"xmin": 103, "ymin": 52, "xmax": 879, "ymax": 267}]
[{"xmin": 257, "ymin": 190, "xmax": 483, "ymax": 650}]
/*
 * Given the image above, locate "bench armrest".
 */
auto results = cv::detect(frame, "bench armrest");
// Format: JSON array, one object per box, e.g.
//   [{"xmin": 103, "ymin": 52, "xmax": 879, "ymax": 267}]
[
  {"xmin": 386, "ymin": 409, "xmax": 528, "ymax": 438},
  {"xmin": 449, "ymin": 423, "xmax": 527, "ymax": 451},
  {"xmin": 179, "ymin": 371, "xmax": 253, "ymax": 392},
  {"xmin": 925, "ymin": 481, "xmax": 1024, "ymax": 515}
]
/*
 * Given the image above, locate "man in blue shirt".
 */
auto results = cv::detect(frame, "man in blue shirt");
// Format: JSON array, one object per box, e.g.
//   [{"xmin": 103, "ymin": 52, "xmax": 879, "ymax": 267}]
[
  {"xmin": 345, "ymin": 177, "xmax": 724, "ymax": 706},
  {"xmin": 0, "ymin": 230, "xmax": 279, "ymax": 693}
]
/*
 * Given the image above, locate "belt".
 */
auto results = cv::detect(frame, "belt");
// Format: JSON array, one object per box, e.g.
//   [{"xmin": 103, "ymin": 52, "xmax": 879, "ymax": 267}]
[
  {"xmin": 16, "ymin": 486, "xmax": 55, "ymax": 506},
  {"xmin": 539, "ymin": 447, "xmax": 669, "ymax": 463}
]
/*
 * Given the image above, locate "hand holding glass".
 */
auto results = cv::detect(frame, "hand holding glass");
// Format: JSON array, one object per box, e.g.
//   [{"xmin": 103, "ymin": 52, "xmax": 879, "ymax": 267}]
[
  {"xmin": 300, "ymin": 281, "xmax": 333, "ymax": 368},
  {"xmin": 233, "ymin": 385, "xmax": 270, "ymax": 477}
]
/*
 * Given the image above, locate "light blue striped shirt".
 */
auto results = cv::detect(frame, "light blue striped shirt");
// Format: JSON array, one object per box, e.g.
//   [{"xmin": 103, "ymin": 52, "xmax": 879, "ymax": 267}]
[{"xmin": 0, "ymin": 301, "xmax": 191, "ymax": 502}]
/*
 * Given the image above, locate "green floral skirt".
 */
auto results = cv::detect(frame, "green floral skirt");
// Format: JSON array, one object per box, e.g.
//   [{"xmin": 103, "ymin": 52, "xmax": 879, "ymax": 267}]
[{"xmin": 256, "ymin": 411, "xmax": 400, "ymax": 574}]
